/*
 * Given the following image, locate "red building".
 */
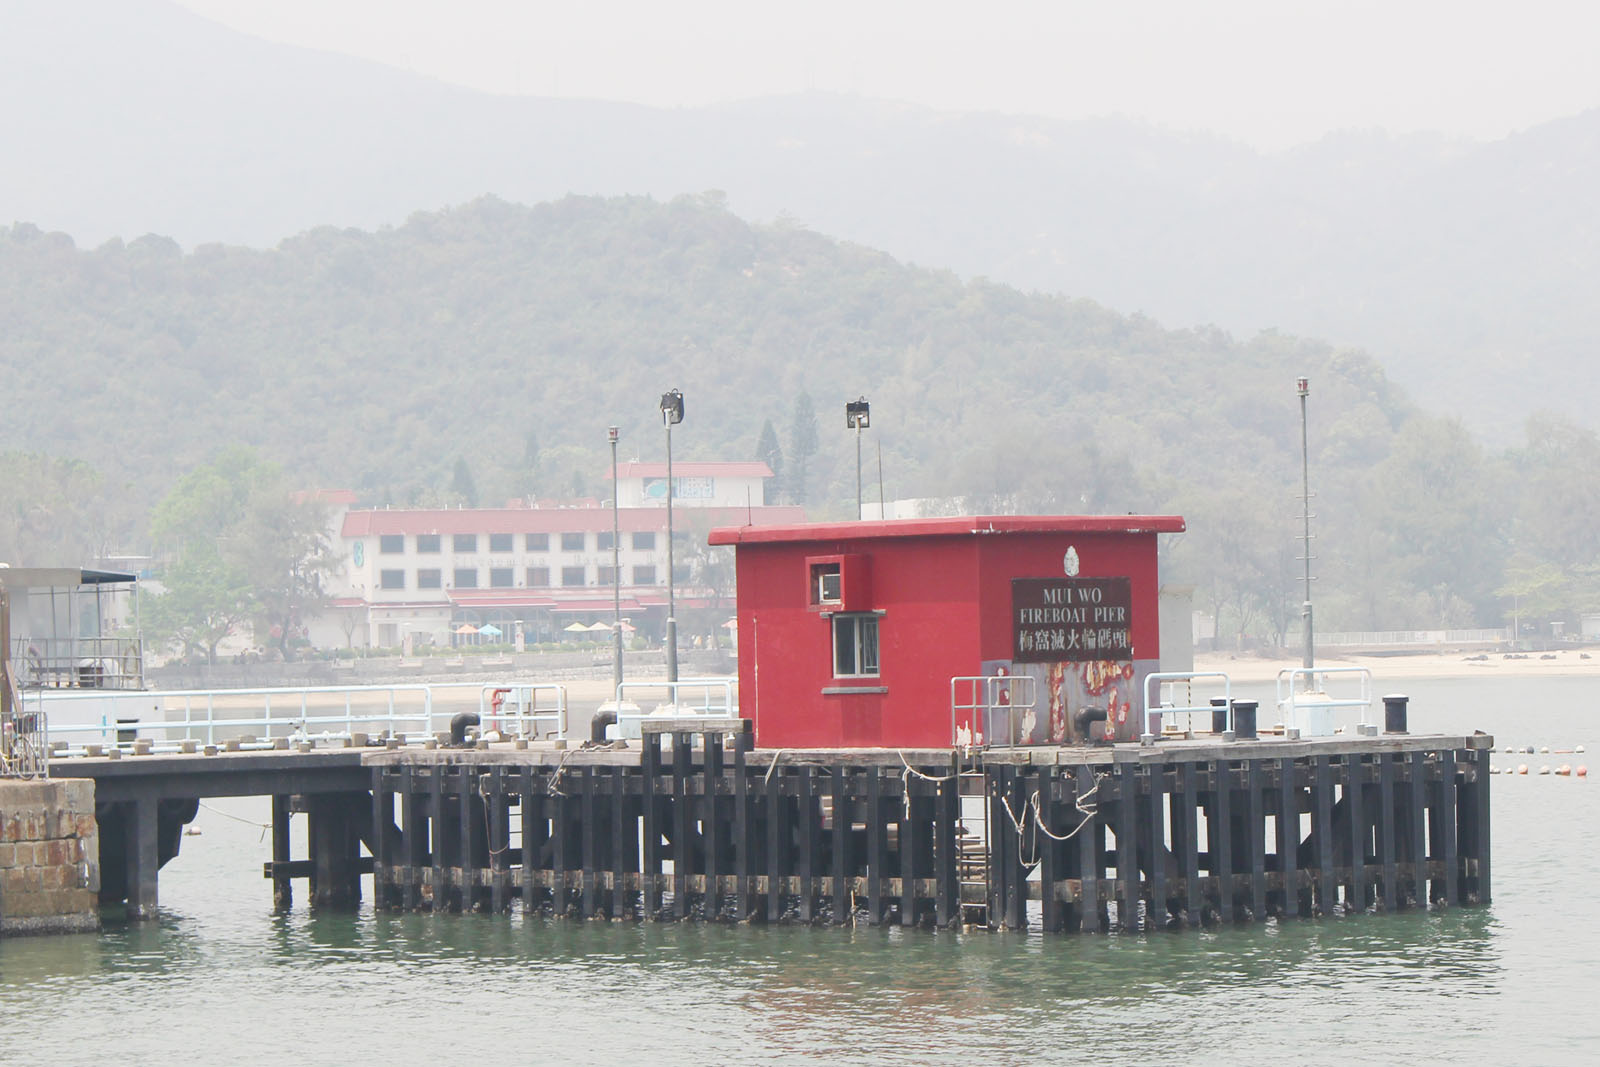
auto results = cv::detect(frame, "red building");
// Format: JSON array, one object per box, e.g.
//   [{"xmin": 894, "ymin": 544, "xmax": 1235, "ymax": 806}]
[{"xmin": 709, "ymin": 515, "xmax": 1186, "ymax": 748}]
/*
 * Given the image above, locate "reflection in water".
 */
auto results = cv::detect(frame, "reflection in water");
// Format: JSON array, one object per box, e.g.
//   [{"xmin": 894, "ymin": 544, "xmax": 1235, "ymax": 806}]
[{"xmin": 0, "ymin": 676, "xmax": 1593, "ymax": 1063}]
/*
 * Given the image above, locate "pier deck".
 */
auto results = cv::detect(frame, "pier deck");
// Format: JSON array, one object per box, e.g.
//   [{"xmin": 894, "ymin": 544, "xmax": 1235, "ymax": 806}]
[{"xmin": 53, "ymin": 725, "xmax": 1491, "ymax": 932}]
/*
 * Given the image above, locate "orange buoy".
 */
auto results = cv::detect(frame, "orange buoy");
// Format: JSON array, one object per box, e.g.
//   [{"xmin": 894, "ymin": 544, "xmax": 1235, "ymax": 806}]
[
  {"xmin": 1518, "ymin": 764, "xmax": 1529, "ymax": 775},
  {"xmin": 1557, "ymin": 765, "xmax": 1572, "ymax": 776},
  {"xmin": 1578, "ymin": 766, "xmax": 1588, "ymax": 777}
]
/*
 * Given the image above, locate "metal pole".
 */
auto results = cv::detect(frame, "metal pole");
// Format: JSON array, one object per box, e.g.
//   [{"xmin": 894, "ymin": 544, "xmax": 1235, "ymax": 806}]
[
  {"xmin": 856, "ymin": 423, "xmax": 863, "ymax": 520},
  {"xmin": 1299, "ymin": 377, "xmax": 1314, "ymax": 671},
  {"xmin": 665, "ymin": 420, "xmax": 678, "ymax": 684},
  {"xmin": 610, "ymin": 426, "xmax": 623, "ymax": 695}
]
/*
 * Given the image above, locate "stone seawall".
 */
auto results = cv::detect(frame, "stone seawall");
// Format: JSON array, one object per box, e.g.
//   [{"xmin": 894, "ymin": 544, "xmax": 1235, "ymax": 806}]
[{"xmin": 0, "ymin": 778, "xmax": 99, "ymax": 936}]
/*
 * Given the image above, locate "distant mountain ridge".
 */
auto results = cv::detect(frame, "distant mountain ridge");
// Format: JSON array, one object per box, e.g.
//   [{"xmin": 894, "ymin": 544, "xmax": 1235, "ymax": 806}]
[{"xmin": 5, "ymin": 1, "xmax": 1599, "ymax": 438}]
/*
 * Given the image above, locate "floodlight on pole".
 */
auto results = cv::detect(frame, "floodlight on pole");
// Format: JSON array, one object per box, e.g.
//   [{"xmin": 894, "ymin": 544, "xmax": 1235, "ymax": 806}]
[
  {"xmin": 661, "ymin": 390, "xmax": 684, "ymax": 683},
  {"xmin": 609, "ymin": 425, "xmax": 623, "ymax": 697},
  {"xmin": 846, "ymin": 397, "xmax": 870, "ymax": 519},
  {"xmin": 1297, "ymin": 377, "xmax": 1315, "ymax": 672}
]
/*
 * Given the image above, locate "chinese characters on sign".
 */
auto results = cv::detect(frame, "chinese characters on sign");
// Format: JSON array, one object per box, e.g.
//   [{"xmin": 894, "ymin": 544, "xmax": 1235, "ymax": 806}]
[{"xmin": 1012, "ymin": 577, "xmax": 1133, "ymax": 663}]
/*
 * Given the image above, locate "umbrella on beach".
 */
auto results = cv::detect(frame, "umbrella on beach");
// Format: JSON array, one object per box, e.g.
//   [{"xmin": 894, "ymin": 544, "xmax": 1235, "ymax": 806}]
[
  {"xmin": 479, "ymin": 624, "xmax": 503, "ymax": 638},
  {"xmin": 453, "ymin": 624, "xmax": 479, "ymax": 635},
  {"xmin": 563, "ymin": 622, "xmax": 590, "ymax": 633}
]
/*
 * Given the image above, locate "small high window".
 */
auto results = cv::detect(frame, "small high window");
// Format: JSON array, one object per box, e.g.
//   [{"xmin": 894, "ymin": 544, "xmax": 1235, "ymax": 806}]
[
  {"xmin": 561, "ymin": 532, "xmax": 585, "ymax": 552},
  {"xmin": 632, "ymin": 565, "xmax": 656, "ymax": 585},
  {"xmin": 488, "ymin": 532, "xmax": 513, "ymax": 553},
  {"xmin": 812, "ymin": 562, "xmax": 842, "ymax": 604},
  {"xmin": 417, "ymin": 534, "xmax": 441, "ymax": 554},
  {"xmin": 379, "ymin": 569, "xmax": 405, "ymax": 590},
  {"xmin": 490, "ymin": 567, "xmax": 514, "ymax": 588},
  {"xmin": 832, "ymin": 615, "xmax": 880, "ymax": 678},
  {"xmin": 632, "ymin": 531, "xmax": 656, "ymax": 551},
  {"xmin": 597, "ymin": 531, "xmax": 614, "ymax": 551},
  {"xmin": 379, "ymin": 534, "xmax": 405, "ymax": 554},
  {"xmin": 561, "ymin": 566, "xmax": 586, "ymax": 587},
  {"xmin": 526, "ymin": 566, "xmax": 550, "ymax": 587},
  {"xmin": 453, "ymin": 533, "xmax": 477, "ymax": 553},
  {"xmin": 417, "ymin": 569, "xmax": 442, "ymax": 589},
  {"xmin": 453, "ymin": 568, "xmax": 478, "ymax": 588}
]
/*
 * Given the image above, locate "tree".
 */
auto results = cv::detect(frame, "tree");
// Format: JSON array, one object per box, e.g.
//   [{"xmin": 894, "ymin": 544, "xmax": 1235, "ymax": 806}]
[
  {"xmin": 755, "ymin": 419, "xmax": 784, "ymax": 504},
  {"xmin": 787, "ymin": 392, "xmax": 819, "ymax": 506},
  {"xmin": 143, "ymin": 545, "xmax": 252, "ymax": 664},
  {"xmin": 449, "ymin": 456, "xmax": 478, "ymax": 506},
  {"xmin": 230, "ymin": 484, "xmax": 337, "ymax": 661},
  {"xmin": 147, "ymin": 447, "xmax": 337, "ymax": 661}
]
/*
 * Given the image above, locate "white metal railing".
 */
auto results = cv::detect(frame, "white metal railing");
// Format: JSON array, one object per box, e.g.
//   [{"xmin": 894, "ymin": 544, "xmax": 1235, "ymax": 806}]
[
  {"xmin": 950, "ymin": 674, "xmax": 1038, "ymax": 747},
  {"xmin": 43, "ymin": 684, "xmax": 437, "ymax": 754},
  {"xmin": 477, "ymin": 683, "xmax": 568, "ymax": 740},
  {"xmin": 1282, "ymin": 628, "xmax": 1508, "ymax": 648},
  {"xmin": 613, "ymin": 677, "xmax": 738, "ymax": 739},
  {"xmin": 1143, "ymin": 671, "xmax": 1233, "ymax": 736},
  {"xmin": 2, "ymin": 685, "xmax": 50, "ymax": 778},
  {"xmin": 1275, "ymin": 667, "xmax": 1373, "ymax": 736}
]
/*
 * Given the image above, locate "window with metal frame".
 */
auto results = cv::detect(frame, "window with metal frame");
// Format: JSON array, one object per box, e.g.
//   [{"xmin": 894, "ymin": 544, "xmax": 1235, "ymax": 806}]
[{"xmin": 832, "ymin": 614, "xmax": 880, "ymax": 677}]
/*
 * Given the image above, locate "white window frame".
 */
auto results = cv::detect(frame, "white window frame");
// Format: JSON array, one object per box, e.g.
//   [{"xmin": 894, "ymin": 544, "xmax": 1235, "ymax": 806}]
[{"xmin": 831, "ymin": 613, "xmax": 880, "ymax": 678}]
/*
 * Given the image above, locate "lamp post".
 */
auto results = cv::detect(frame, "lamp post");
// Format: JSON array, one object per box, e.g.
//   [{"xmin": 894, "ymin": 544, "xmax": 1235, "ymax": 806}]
[
  {"xmin": 609, "ymin": 425, "xmax": 623, "ymax": 696},
  {"xmin": 660, "ymin": 389, "xmax": 684, "ymax": 683},
  {"xmin": 1298, "ymin": 376, "xmax": 1314, "ymax": 671},
  {"xmin": 846, "ymin": 397, "xmax": 870, "ymax": 519}
]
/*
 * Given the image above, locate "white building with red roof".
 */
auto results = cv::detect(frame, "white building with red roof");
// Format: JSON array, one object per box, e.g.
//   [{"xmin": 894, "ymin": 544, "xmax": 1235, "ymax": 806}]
[{"xmin": 310, "ymin": 461, "xmax": 799, "ymax": 651}]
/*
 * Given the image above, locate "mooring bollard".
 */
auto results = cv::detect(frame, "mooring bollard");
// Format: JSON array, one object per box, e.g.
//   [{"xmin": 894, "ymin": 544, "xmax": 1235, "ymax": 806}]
[
  {"xmin": 1210, "ymin": 696, "xmax": 1229, "ymax": 735},
  {"xmin": 1383, "ymin": 694, "xmax": 1409, "ymax": 734},
  {"xmin": 1231, "ymin": 700, "xmax": 1258, "ymax": 740}
]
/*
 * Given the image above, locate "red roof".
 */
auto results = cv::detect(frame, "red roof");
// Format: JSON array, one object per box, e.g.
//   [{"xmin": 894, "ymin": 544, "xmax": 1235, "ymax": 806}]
[
  {"xmin": 342, "ymin": 504, "xmax": 804, "ymax": 537},
  {"xmin": 708, "ymin": 514, "xmax": 1186, "ymax": 546},
  {"xmin": 609, "ymin": 461, "xmax": 773, "ymax": 480}
]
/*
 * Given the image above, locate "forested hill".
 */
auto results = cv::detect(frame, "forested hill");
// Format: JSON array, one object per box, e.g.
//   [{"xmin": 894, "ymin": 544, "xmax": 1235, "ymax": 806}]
[
  {"xmin": 9, "ymin": 2, "xmax": 1600, "ymax": 441},
  {"xmin": 4, "ymin": 194, "xmax": 1597, "ymax": 636}
]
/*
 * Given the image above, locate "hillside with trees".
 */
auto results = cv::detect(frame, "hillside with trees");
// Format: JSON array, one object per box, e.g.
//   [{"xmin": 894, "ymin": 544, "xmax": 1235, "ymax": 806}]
[
  {"xmin": 8, "ymin": 1, "xmax": 1600, "ymax": 442},
  {"xmin": 4, "ymin": 193, "xmax": 1598, "ymax": 642}
]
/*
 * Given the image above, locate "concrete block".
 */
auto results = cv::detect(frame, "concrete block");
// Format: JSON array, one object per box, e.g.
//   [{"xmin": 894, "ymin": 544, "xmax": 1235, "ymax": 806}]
[{"xmin": 0, "ymin": 843, "xmax": 13, "ymax": 868}]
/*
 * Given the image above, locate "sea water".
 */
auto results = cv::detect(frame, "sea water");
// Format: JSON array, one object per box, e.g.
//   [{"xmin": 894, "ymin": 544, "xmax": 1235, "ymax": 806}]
[{"xmin": 3, "ymin": 675, "xmax": 1598, "ymax": 1065}]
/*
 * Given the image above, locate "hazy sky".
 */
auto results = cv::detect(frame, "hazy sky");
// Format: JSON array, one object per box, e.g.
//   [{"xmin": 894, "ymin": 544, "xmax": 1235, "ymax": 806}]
[{"xmin": 174, "ymin": 0, "xmax": 1598, "ymax": 150}]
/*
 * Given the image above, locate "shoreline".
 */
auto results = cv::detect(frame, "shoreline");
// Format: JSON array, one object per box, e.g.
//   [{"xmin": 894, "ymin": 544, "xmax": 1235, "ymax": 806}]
[{"xmin": 1194, "ymin": 648, "xmax": 1600, "ymax": 684}]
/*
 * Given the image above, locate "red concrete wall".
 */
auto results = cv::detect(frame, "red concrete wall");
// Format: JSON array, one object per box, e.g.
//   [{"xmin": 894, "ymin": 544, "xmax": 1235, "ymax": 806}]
[
  {"xmin": 733, "ymin": 536, "xmax": 983, "ymax": 748},
  {"xmin": 974, "ymin": 532, "xmax": 1163, "ymax": 663}
]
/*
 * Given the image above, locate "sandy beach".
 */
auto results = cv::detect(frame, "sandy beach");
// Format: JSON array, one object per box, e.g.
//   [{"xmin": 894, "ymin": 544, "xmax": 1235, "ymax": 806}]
[{"xmin": 1195, "ymin": 648, "xmax": 1600, "ymax": 684}]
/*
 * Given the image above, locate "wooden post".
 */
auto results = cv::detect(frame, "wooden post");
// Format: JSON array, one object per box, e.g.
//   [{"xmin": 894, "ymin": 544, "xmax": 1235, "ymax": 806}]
[
  {"xmin": 1247, "ymin": 759, "xmax": 1266, "ymax": 922},
  {"xmin": 934, "ymin": 767, "xmax": 957, "ymax": 929},
  {"xmin": 1346, "ymin": 755, "xmax": 1366, "ymax": 914},
  {"xmin": 1213, "ymin": 759, "xmax": 1234, "ymax": 923},
  {"xmin": 401, "ymin": 767, "xmax": 423, "ymax": 912},
  {"xmin": 1076, "ymin": 765, "xmax": 1102, "ymax": 934},
  {"xmin": 800, "ymin": 765, "xmax": 820, "ymax": 924},
  {"xmin": 1149, "ymin": 762, "xmax": 1168, "ymax": 930},
  {"xmin": 429, "ymin": 764, "xmax": 447, "ymax": 911},
  {"xmin": 580, "ymin": 766, "xmax": 598, "ymax": 918},
  {"xmin": 1438, "ymin": 750, "xmax": 1459, "ymax": 907},
  {"xmin": 866, "ymin": 766, "xmax": 884, "ymax": 925},
  {"xmin": 641, "ymin": 731, "xmax": 662, "ymax": 917},
  {"xmin": 1313, "ymin": 756, "xmax": 1335, "ymax": 915},
  {"xmin": 831, "ymin": 765, "xmax": 850, "ymax": 925},
  {"xmin": 271, "ymin": 793, "xmax": 292, "ymax": 913},
  {"xmin": 489, "ymin": 766, "xmax": 508, "ymax": 914},
  {"xmin": 1277, "ymin": 757, "xmax": 1299, "ymax": 919},
  {"xmin": 1378, "ymin": 754, "xmax": 1398, "ymax": 913},
  {"xmin": 611, "ymin": 766, "xmax": 630, "ymax": 919},
  {"xmin": 1182, "ymin": 761, "xmax": 1201, "ymax": 927},
  {"xmin": 767, "ymin": 756, "xmax": 785, "ymax": 923},
  {"xmin": 1117, "ymin": 764, "xmax": 1140, "ymax": 931},
  {"xmin": 704, "ymin": 731, "xmax": 723, "ymax": 919},
  {"xmin": 672, "ymin": 731, "xmax": 692, "ymax": 919},
  {"xmin": 1040, "ymin": 768, "xmax": 1063, "ymax": 933}
]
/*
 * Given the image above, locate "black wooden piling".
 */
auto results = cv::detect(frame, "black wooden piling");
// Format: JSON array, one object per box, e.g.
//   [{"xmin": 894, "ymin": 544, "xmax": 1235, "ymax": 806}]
[{"xmin": 360, "ymin": 726, "xmax": 1490, "ymax": 938}]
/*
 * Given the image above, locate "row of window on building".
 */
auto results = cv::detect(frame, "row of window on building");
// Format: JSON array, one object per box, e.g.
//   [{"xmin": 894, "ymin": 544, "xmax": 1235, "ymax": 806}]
[
  {"xmin": 378, "ymin": 532, "xmax": 664, "ymax": 555},
  {"xmin": 375, "ymin": 564, "xmax": 693, "ymax": 591}
]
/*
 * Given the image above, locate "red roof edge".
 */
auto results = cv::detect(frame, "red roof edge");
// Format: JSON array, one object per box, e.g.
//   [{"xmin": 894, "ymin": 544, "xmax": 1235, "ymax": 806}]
[{"xmin": 708, "ymin": 515, "xmax": 1187, "ymax": 546}]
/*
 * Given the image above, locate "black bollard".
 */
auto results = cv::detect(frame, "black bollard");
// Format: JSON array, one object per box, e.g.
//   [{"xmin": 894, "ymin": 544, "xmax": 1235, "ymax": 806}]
[
  {"xmin": 1210, "ymin": 696, "xmax": 1229, "ymax": 735},
  {"xmin": 1383, "ymin": 694, "xmax": 1409, "ymax": 734},
  {"xmin": 1231, "ymin": 700, "xmax": 1258, "ymax": 740}
]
